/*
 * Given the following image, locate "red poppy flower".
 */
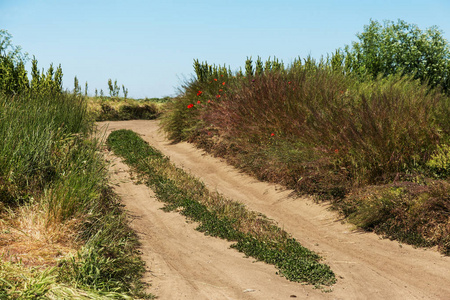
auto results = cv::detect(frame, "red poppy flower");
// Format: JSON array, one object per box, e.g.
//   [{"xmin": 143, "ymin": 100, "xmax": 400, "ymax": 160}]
[
  {"xmin": 187, "ymin": 104, "xmax": 194, "ymax": 109},
  {"xmin": 334, "ymin": 149, "xmax": 339, "ymax": 153},
  {"xmin": 197, "ymin": 90, "xmax": 202, "ymax": 96},
  {"xmin": 216, "ymin": 95, "xmax": 221, "ymax": 98},
  {"xmin": 271, "ymin": 133, "xmax": 275, "ymax": 137},
  {"xmin": 219, "ymin": 89, "xmax": 223, "ymax": 92},
  {"xmin": 214, "ymin": 78, "xmax": 218, "ymax": 81},
  {"xmin": 197, "ymin": 100, "xmax": 201, "ymax": 104},
  {"xmin": 208, "ymin": 100, "xmax": 211, "ymax": 103},
  {"xmin": 222, "ymin": 82, "xmax": 226, "ymax": 85}
]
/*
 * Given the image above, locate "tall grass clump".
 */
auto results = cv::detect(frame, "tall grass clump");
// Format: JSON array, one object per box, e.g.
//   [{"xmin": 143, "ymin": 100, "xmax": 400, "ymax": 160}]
[
  {"xmin": 162, "ymin": 54, "xmax": 450, "ymax": 254},
  {"xmin": 0, "ymin": 92, "xmax": 90, "ymax": 204},
  {"xmin": 0, "ymin": 91, "xmax": 151, "ymax": 298},
  {"xmin": 1, "ymin": 30, "xmax": 152, "ymax": 297}
]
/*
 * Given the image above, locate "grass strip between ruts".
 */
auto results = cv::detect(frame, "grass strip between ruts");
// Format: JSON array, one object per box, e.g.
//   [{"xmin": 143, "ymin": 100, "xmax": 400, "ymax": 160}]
[{"xmin": 106, "ymin": 129, "xmax": 336, "ymax": 287}]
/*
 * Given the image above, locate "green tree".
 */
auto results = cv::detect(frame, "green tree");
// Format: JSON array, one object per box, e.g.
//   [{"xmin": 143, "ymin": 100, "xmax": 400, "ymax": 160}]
[
  {"xmin": 54, "ymin": 64, "xmax": 63, "ymax": 92},
  {"xmin": 0, "ymin": 29, "xmax": 29, "ymax": 94},
  {"xmin": 43, "ymin": 63, "xmax": 54, "ymax": 93},
  {"xmin": 245, "ymin": 56, "xmax": 253, "ymax": 77},
  {"xmin": 342, "ymin": 19, "xmax": 450, "ymax": 91},
  {"xmin": 108, "ymin": 78, "xmax": 113, "ymax": 96},
  {"xmin": 30, "ymin": 56, "xmax": 40, "ymax": 92},
  {"xmin": 108, "ymin": 78, "xmax": 120, "ymax": 97},
  {"xmin": 74, "ymin": 76, "xmax": 81, "ymax": 95},
  {"xmin": 114, "ymin": 79, "xmax": 120, "ymax": 97},
  {"xmin": 255, "ymin": 56, "xmax": 264, "ymax": 75},
  {"xmin": 122, "ymin": 84, "xmax": 128, "ymax": 99}
]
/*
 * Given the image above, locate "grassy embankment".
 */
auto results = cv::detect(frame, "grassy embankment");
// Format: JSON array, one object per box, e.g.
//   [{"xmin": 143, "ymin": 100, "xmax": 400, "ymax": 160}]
[
  {"xmin": 161, "ymin": 57, "xmax": 450, "ymax": 255},
  {"xmin": 0, "ymin": 91, "xmax": 152, "ymax": 299},
  {"xmin": 107, "ymin": 129, "xmax": 336, "ymax": 287}
]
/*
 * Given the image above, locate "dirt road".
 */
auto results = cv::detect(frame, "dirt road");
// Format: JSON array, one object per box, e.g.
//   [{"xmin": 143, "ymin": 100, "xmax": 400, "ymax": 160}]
[{"xmin": 98, "ymin": 120, "xmax": 450, "ymax": 300}]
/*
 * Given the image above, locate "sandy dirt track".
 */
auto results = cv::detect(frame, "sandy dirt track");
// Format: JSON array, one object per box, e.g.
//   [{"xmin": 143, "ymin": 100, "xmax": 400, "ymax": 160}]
[{"xmin": 98, "ymin": 120, "xmax": 450, "ymax": 300}]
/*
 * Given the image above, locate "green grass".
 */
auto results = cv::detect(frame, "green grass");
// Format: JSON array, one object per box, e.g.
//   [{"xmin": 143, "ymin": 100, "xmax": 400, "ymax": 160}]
[
  {"xmin": 107, "ymin": 129, "xmax": 336, "ymax": 287},
  {"xmin": 0, "ymin": 261, "xmax": 137, "ymax": 299},
  {"xmin": 160, "ymin": 57, "xmax": 450, "ymax": 254},
  {"xmin": 0, "ymin": 92, "xmax": 153, "ymax": 299}
]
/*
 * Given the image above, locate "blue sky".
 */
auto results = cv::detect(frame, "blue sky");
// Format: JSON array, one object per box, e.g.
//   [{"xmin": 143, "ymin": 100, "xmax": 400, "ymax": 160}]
[{"xmin": 1, "ymin": 0, "xmax": 450, "ymax": 98}]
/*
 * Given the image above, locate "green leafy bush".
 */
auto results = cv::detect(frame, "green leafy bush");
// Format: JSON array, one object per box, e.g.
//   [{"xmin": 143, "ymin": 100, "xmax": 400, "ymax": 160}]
[{"xmin": 339, "ymin": 19, "xmax": 450, "ymax": 92}]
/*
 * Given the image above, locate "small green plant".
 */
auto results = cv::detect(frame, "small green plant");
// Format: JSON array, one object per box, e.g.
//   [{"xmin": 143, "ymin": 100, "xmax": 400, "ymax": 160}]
[{"xmin": 427, "ymin": 144, "xmax": 450, "ymax": 178}]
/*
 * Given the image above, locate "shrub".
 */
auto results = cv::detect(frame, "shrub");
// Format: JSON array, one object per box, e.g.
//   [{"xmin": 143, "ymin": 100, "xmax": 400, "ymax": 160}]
[{"xmin": 340, "ymin": 19, "xmax": 450, "ymax": 92}]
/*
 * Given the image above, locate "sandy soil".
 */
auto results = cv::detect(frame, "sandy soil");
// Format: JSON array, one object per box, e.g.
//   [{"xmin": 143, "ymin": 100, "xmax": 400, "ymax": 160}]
[{"xmin": 98, "ymin": 120, "xmax": 450, "ymax": 300}]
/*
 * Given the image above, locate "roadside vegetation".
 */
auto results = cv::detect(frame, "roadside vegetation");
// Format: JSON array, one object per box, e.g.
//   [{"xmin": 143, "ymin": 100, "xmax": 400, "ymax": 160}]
[
  {"xmin": 75, "ymin": 75, "xmax": 168, "ymax": 121},
  {"xmin": 161, "ymin": 19, "xmax": 450, "ymax": 255},
  {"xmin": 0, "ymin": 30, "xmax": 151, "ymax": 298},
  {"xmin": 88, "ymin": 96, "xmax": 163, "ymax": 121},
  {"xmin": 107, "ymin": 129, "xmax": 336, "ymax": 287}
]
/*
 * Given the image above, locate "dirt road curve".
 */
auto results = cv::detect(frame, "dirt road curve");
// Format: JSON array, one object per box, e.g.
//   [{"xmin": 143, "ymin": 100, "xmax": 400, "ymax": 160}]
[{"xmin": 98, "ymin": 120, "xmax": 450, "ymax": 300}]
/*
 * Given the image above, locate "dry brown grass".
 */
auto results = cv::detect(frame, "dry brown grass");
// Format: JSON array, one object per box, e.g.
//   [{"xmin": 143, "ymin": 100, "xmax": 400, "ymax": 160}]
[{"xmin": 0, "ymin": 202, "xmax": 79, "ymax": 267}]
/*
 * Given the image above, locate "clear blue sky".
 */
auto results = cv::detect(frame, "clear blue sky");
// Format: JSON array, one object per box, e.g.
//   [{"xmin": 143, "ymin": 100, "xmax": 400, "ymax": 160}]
[{"xmin": 1, "ymin": 0, "xmax": 450, "ymax": 99}]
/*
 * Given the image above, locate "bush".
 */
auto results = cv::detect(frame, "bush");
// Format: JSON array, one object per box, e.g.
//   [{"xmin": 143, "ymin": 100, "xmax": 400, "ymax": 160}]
[
  {"xmin": 427, "ymin": 143, "xmax": 450, "ymax": 178},
  {"xmin": 339, "ymin": 19, "xmax": 450, "ymax": 92}
]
